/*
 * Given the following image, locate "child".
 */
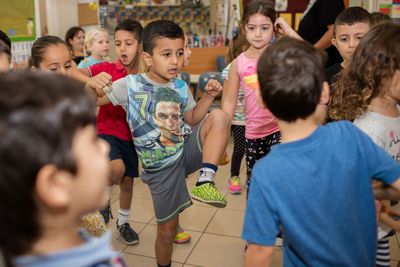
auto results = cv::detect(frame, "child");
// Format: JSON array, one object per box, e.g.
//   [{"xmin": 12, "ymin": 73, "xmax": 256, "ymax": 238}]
[
  {"xmin": 79, "ymin": 19, "xmax": 144, "ymax": 245},
  {"xmin": 91, "ymin": 19, "xmax": 230, "ymax": 267},
  {"xmin": 221, "ymin": 27, "xmax": 248, "ymax": 194},
  {"xmin": 325, "ymin": 7, "xmax": 372, "ymax": 86},
  {"xmin": 65, "ymin": 26, "xmax": 85, "ymax": 65},
  {"xmin": 78, "ymin": 28, "xmax": 109, "ymax": 69},
  {"xmin": 0, "ymin": 72, "xmax": 125, "ymax": 267},
  {"xmin": 0, "ymin": 40, "xmax": 11, "ymax": 72},
  {"xmin": 242, "ymin": 36, "xmax": 400, "ymax": 267},
  {"xmin": 370, "ymin": 11, "xmax": 392, "ymax": 25},
  {"xmin": 222, "ymin": 0, "xmax": 300, "ymax": 196},
  {"xmin": 332, "ymin": 23, "xmax": 400, "ymax": 267},
  {"xmin": 30, "ymin": 35, "xmax": 107, "ymax": 237}
]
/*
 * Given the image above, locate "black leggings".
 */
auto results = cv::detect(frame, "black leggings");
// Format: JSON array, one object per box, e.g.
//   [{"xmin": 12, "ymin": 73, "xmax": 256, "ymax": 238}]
[
  {"xmin": 230, "ymin": 125, "xmax": 246, "ymax": 177},
  {"xmin": 245, "ymin": 131, "xmax": 281, "ymax": 197}
]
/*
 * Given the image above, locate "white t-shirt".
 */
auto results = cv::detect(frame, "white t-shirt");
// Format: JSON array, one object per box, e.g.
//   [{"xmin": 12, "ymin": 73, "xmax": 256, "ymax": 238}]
[{"xmin": 354, "ymin": 107, "xmax": 400, "ymax": 239}]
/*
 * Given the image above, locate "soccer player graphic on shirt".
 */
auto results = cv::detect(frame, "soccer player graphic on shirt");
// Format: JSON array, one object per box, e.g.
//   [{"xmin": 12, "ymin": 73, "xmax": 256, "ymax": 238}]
[{"xmin": 153, "ymin": 87, "xmax": 185, "ymax": 147}]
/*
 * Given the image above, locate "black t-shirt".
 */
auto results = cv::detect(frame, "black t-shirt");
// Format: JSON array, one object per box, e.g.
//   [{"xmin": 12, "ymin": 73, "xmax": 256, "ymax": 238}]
[
  {"xmin": 298, "ymin": 0, "xmax": 345, "ymax": 67},
  {"xmin": 325, "ymin": 62, "xmax": 343, "ymax": 87},
  {"xmin": 73, "ymin": 56, "xmax": 84, "ymax": 65}
]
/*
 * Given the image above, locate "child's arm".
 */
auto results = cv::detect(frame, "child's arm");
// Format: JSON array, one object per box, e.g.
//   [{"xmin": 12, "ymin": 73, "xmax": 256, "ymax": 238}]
[
  {"xmin": 374, "ymin": 180, "xmax": 400, "ymax": 200},
  {"xmin": 274, "ymin": 17, "xmax": 303, "ymax": 40},
  {"xmin": 380, "ymin": 212, "xmax": 400, "ymax": 232},
  {"xmin": 244, "ymin": 244, "xmax": 274, "ymax": 267},
  {"xmin": 221, "ymin": 58, "xmax": 239, "ymax": 121},
  {"xmin": 84, "ymin": 73, "xmax": 113, "ymax": 106},
  {"xmin": 183, "ymin": 79, "xmax": 222, "ymax": 126}
]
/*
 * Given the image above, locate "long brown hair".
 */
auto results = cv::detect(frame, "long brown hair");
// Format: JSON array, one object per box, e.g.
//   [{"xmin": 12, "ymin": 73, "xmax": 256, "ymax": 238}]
[{"xmin": 329, "ymin": 23, "xmax": 400, "ymax": 121}]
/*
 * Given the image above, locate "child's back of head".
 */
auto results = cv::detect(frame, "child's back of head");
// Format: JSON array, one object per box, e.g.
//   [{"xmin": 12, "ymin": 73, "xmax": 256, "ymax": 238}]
[
  {"xmin": 257, "ymin": 37, "xmax": 326, "ymax": 122},
  {"xmin": 329, "ymin": 22, "xmax": 400, "ymax": 121},
  {"xmin": 0, "ymin": 72, "xmax": 97, "ymax": 266},
  {"xmin": 370, "ymin": 12, "xmax": 392, "ymax": 26}
]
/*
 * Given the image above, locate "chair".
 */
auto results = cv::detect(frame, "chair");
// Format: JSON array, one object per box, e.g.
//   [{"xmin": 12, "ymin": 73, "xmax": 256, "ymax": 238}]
[
  {"xmin": 216, "ymin": 56, "xmax": 227, "ymax": 72},
  {"xmin": 195, "ymin": 71, "xmax": 225, "ymax": 100},
  {"xmin": 180, "ymin": 71, "xmax": 191, "ymax": 86}
]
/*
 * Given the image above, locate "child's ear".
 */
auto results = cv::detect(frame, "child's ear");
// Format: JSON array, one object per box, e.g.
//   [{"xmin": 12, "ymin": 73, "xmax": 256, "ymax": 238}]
[
  {"xmin": 331, "ymin": 38, "xmax": 337, "ymax": 49},
  {"xmin": 35, "ymin": 165, "xmax": 73, "ymax": 208},
  {"xmin": 320, "ymin": 81, "xmax": 330, "ymax": 105},
  {"xmin": 141, "ymin": 51, "xmax": 152, "ymax": 67}
]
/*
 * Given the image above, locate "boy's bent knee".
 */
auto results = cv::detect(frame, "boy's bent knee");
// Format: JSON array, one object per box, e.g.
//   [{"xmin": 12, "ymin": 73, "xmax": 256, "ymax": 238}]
[{"xmin": 207, "ymin": 109, "xmax": 230, "ymax": 127}]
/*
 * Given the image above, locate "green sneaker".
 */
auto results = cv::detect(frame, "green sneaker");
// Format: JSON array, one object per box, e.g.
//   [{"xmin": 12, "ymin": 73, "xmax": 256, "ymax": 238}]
[{"xmin": 191, "ymin": 182, "xmax": 227, "ymax": 208}]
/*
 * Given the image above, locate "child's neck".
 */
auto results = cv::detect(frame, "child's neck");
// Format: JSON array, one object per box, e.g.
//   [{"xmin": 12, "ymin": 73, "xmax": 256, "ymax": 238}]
[
  {"xmin": 90, "ymin": 54, "xmax": 102, "ymax": 60},
  {"xmin": 340, "ymin": 60, "xmax": 348, "ymax": 68},
  {"xmin": 369, "ymin": 96, "xmax": 400, "ymax": 118},
  {"xmin": 245, "ymin": 45, "xmax": 267, "ymax": 59},
  {"xmin": 28, "ymin": 215, "xmax": 83, "ymax": 255},
  {"xmin": 277, "ymin": 116, "xmax": 319, "ymax": 143}
]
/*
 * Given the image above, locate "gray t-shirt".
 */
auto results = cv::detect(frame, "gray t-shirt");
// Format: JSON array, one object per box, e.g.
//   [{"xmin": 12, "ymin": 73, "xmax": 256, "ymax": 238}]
[{"xmin": 106, "ymin": 73, "xmax": 196, "ymax": 171}]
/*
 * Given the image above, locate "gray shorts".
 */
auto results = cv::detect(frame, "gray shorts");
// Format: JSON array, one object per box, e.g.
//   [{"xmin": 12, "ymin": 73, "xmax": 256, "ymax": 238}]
[{"xmin": 141, "ymin": 124, "xmax": 203, "ymax": 223}]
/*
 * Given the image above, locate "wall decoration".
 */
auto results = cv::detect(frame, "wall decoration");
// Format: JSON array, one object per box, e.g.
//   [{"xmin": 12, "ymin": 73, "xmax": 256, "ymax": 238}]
[{"xmin": 0, "ymin": 0, "xmax": 36, "ymax": 42}]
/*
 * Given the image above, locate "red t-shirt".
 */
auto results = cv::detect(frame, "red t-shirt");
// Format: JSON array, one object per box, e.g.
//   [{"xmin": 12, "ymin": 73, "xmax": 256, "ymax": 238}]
[{"xmin": 89, "ymin": 60, "xmax": 132, "ymax": 141}]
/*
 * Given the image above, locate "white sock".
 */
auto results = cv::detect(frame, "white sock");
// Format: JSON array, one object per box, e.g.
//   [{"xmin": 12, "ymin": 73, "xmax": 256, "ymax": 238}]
[
  {"xmin": 118, "ymin": 209, "xmax": 130, "ymax": 226},
  {"xmin": 197, "ymin": 167, "xmax": 216, "ymax": 183}
]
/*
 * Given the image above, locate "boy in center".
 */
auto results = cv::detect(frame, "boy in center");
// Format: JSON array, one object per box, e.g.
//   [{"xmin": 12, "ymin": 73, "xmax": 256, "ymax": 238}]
[{"xmin": 92, "ymin": 20, "xmax": 230, "ymax": 267}]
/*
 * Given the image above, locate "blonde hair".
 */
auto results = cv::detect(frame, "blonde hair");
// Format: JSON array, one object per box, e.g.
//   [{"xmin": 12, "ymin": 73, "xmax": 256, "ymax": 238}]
[{"xmin": 83, "ymin": 28, "xmax": 108, "ymax": 57}]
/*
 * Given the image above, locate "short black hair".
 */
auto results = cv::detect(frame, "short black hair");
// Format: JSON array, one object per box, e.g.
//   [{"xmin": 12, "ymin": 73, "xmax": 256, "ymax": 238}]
[
  {"xmin": 115, "ymin": 19, "xmax": 143, "ymax": 43},
  {"xmin": 0, "ymin": 29, "xmax": 11, "ymax": 48},
  {"xmin": 154, "ymin": 87, "xmax": 181, "ymax": 107},
  {"xmin": 0, "ymin": 71, "xmax": 95, "ymax": 265},
  {"xmin": 257, "ymin": 37, "xmax": 326, "ymax": 122},
  {"xmin": 142, "ymin": 20, "xmax": 184, "ymax": 55},
  {"xmin": 333, "ymin": 7, "xmax": 372, "ymax": 36}
]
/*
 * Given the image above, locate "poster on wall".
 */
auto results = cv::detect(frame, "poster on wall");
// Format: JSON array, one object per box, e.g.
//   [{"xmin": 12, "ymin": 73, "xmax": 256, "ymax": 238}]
[{"xmin": 0, "ymin": 0, "xmax": 36, "ymax": 42}]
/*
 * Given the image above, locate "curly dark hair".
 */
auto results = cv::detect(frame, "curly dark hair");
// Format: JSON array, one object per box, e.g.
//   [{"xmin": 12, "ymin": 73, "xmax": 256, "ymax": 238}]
[{"xmin": 329, "ymin": 23, "xmax": 400, "ymax": 121}]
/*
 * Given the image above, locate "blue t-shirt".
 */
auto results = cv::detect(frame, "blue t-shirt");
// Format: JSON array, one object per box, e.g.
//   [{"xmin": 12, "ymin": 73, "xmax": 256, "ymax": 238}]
[
  {"xmin": 242, "ymin": 121, "xmax": 400, "ymax": 267},
  {"xmin": 14, "ymin": 231, "xmax": 126, "ymax": 267},
  {"xmin": 107, "ymin": 73, "xmax": 196, "ymax": 171},
  {"xmin": 77, "ymin": 56, "xmax": 103, "ymax": 69}
]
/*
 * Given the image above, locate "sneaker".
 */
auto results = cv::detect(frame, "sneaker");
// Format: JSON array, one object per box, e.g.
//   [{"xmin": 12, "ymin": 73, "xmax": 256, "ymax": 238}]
[
  {"xmin": 174, "ymin": 227, "xmax": 191, "ymax": 244},
  {"xmin": 228, "ymin": 176, "xmax": 242, "ymax": 194},
  {"xmin": 219, "ymin": 151, "xmax": 230, "ymax": 166},
  {"xmin": 99, "ymin": 203, "xmax": 113, "ymax": 224},
  {"xmin": 116, "ymin": 220, "xmax": 139, "ymax": 245},
  {"xmin": 191, "ymin": 182, "xmax": 227, "ymax": 208}
]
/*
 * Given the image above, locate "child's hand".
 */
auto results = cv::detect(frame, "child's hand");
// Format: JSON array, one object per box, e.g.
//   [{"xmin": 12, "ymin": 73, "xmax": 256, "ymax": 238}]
[
  {"xmin": 204, "ymin": 79, "xmax": 223, "ymax": 97},
  {"xmin": 85, "ymin": 72, "xmax": 112, "ymax": 97},
  {"xmin": 274, "ymin": 17, "xmax": 303, "ymax": 40}
]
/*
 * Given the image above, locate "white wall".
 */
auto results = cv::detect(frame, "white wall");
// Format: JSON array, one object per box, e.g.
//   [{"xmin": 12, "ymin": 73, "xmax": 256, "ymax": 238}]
[{"xmin": 45, "ymin": 0, "xmax": 79, "ymax": 38}]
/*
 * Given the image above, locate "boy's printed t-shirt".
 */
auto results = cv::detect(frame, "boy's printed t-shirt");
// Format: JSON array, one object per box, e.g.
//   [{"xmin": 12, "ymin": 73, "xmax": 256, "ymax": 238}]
[
  {"xmin": 14, "ymin": 231, "xmax": 126, "ymax": 267},
  {"xmin": 107, "ymin": 73, "xmax": 196, "ymax": 171},
  {"xmin": 242, "ymin": 121, "xmax": 400, "ymax": 267},
  {"xmin": 89, "ymin": 60, "xmax": 132, "ymax": 141}
]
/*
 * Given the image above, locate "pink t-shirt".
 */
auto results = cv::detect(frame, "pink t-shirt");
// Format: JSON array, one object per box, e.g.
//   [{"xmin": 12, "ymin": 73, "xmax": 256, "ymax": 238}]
[
  {"xmin": 237, "ymin": 52, "xmax": 279, "ymax": 139},
  {"xmin": 89, "ymin": 60, "xmax": 133, "ymax": 141}
]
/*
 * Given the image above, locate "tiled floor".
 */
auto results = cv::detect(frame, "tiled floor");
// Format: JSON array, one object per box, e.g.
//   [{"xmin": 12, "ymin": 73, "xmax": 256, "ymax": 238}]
[{"xmin": 108, "ymin": 139, "xmax": 400, "ymax": 267}]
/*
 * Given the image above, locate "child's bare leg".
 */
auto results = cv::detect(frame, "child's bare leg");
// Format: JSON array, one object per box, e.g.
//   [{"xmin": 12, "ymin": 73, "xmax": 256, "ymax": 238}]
[
  {"xmin": 156, "ymin": 217, "xmax": 179, "ymax": 266},
  {"xmin": 190, "ymin": 109, "xmax": 230, "ymax": 207},
  {"xmin": 119, "ymin": 176, "xmax": 133, "ymax": 221},
  {"xmin": 200, "ymin": 109, "xmax": 230, "ymax": 165}
]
